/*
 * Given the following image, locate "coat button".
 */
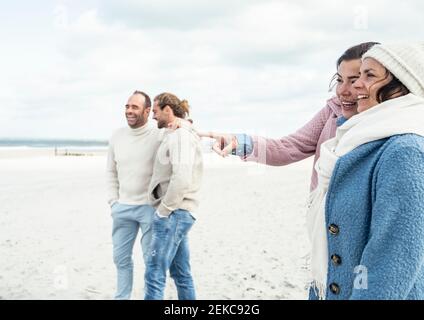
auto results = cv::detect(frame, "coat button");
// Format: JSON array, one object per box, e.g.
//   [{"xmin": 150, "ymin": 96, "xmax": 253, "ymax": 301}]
[
  {"xmin": 329, "ymin": 283, "xmax": 340, "ymax": 295},
  {"xmin": 331, "ymin": 254, "xmax": 342, "ymax": 266},
  {"xmin": 328, "ymin": 224, "xmax": 339, "ymax": 235}
]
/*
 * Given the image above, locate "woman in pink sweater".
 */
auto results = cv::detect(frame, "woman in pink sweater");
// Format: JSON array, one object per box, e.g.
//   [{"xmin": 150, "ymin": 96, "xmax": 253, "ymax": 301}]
[{"xmin": 201, "ymin": 42, "xmax": 378, "ymax": 191}]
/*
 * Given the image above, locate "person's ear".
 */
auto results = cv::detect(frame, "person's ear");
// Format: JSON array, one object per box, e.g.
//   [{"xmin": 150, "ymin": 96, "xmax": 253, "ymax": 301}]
[
  {"xmin": 144, "ymin": 106, "xmax": 151, "ymax": 116},
  {"xmin": 164, "ymin": 105, "xmax": 172, "ymax": 115}
]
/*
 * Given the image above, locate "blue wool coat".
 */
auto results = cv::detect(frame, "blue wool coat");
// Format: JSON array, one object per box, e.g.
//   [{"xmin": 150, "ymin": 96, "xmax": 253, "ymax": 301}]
[{"xmin": 310, "ymin": 133, "xmax": 424, "ymax": 300}]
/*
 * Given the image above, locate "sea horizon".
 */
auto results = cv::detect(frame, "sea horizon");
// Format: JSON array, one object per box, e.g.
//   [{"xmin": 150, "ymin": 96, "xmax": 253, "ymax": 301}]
[
  {"xmin": 0, "ymin": 137, "xmax": 216, "ymax": 154},
  {"xmin": 0, "ymin": 138, "xmax": 108, "ymax": 149}
]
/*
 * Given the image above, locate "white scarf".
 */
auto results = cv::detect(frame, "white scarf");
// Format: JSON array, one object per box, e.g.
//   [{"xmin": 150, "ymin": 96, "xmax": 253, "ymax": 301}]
[{"xmin": 306, "ymin": 93, "xmax": 424, "ymax": 299}]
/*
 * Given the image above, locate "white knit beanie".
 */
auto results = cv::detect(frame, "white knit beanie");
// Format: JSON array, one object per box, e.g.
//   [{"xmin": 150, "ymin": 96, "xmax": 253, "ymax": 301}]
[{"xmin": 362, "ymin": 43, "xmax": 424, "ymax": 98}]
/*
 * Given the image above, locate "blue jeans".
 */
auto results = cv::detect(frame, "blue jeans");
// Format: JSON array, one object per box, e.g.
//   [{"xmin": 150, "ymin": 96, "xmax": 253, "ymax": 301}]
[
  {"xmin": 111, "ymin": 203, "xmax": 155, "ymax": 300},
  {"xmin": 144, "ymin": 209, "xmax": 196, "ymax": 300}
]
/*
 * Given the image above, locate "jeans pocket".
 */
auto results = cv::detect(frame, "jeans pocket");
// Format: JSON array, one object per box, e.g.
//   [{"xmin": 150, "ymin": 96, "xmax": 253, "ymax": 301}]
[
  {"xmin": 174, "ymin": 214, "xmax": 194, "ymax": 245},
  {"xmin": 111, "ymin": 202, "xmax": 120, "ymax": 215},
  {"xmin": 177, "ymin": 210, "xmax": 195, "ymax": 223},
  {"xmin": 153, "ymin": 213, "xmax": 171, "ymax": 228},
  {"xmin": 151, "ymin": 216, "xmax": 173, "ymax": 250}
]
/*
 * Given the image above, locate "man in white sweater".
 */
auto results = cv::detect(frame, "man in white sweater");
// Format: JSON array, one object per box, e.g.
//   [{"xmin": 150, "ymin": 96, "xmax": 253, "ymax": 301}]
[
  {"xmin": 144, "ymin": 93, "xmax": 203, "ymax": 300},
  {"xmin": 107, "ymin": 91, "xmax": 164, "ymax": 300}
]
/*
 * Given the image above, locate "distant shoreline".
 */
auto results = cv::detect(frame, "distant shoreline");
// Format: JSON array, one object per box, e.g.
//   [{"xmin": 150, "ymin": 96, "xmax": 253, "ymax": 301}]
[
  {"xmin": 0, "ymin": 146, "xmax": 108, "ymax": 159},
  {"xmin": 0, "ymin": 138, "xmax": 108, "ymax": 149},
  {"xmin": 0, "ymin": 146, "xmax": 248, "ymax": 167}
]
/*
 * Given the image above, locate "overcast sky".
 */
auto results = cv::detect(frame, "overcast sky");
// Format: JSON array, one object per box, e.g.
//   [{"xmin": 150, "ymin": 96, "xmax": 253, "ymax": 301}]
[{"xmin": 1, "ymin": 0, "xmax": 423, "ymax": 140}]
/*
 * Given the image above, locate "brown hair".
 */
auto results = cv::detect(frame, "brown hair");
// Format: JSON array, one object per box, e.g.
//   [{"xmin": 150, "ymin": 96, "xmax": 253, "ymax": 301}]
[
  {"xmin": 329, "ymin": 42, "xmax": 380, "ymax": 90},
  {"xmin": 154, "ymin": 92, "xmax": 190, "ymax": 119},
  {"xmin": 133, "ymin": 90, "xmax": 151, "ymax": 109},
  {"xmin": 336, "ymin": 42, "xmax": 380, "ymax": 68},
  {"xmin": 376, "ymin": 71, "xmax": 410, "ymax": 103}
]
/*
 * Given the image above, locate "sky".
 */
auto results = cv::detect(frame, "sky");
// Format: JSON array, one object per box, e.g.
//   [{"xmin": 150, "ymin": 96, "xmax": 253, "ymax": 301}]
[{"xmin": 1, "ymin": 0, "xmax": 423, "ymax": 140}]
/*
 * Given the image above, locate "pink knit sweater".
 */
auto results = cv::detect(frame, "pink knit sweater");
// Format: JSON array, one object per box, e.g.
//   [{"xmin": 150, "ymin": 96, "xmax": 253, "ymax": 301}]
[{"xmin": 245, "ymin": 97, "xmax": 342, "ymax": 191}]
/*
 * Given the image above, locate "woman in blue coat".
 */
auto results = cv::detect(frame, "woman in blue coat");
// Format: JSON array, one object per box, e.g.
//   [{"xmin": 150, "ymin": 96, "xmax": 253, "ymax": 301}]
[{"xmin": 307, "ymin": 43, "xmax": 424, "ymax": 300}]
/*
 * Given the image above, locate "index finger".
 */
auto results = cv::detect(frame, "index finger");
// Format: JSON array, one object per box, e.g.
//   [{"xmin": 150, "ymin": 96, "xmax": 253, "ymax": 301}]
[{"xmin": 212, "ymin": 140, "xmax": 225, "ymax": 157}]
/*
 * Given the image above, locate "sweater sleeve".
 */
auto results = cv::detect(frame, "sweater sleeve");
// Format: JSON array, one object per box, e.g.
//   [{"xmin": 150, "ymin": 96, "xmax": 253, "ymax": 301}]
[
  {"xmin": 106, "ymin": 137, "xmax": 119, "ymax": 206},
  {"xmin": 157, "ymin": 129, "xmax": 195, "ymax": 216},
  {"xmin": 244, "ymin": 105, "xmax": 333, "ymax": 165},
  {"xmin": 349, "ymin": 137, "xmax": 424, "ymax": 299}
]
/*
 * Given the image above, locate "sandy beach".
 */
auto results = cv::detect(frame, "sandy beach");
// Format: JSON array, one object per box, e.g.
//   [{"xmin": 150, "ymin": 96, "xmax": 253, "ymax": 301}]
[{"xmin": 0, "ymin": 148, "xmax": 312, "ymax": 300}]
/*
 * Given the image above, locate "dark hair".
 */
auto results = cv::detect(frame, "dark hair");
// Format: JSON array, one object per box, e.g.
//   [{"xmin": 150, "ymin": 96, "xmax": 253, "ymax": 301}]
[
  {"xmin": 376, "ymin": 71, "xmax": 410, "ymax": 103},
  {"xmin": 336, "ymin": 41, "xmax": 380, "ymax": 68},
  {"xmin": 329, "ymin": 41, "xmax": 380, "ymax": 91},
  {"xmin": 154, "ymin": 92, "xmax": 190, "ymax": 119},
  {"xmin": 133, "ymin": 90, "xmax": 151, "ymax": 109}
]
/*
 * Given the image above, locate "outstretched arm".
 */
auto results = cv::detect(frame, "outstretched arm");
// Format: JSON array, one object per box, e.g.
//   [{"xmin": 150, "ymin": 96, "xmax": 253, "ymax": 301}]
[{"xmin": 198, "ymin": 104, "xmax": 333, "ymax": 166}]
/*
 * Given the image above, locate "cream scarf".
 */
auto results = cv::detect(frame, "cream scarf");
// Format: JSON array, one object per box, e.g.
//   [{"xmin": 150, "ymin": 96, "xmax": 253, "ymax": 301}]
[{"xmin": 306, "ymin": 93, "xmax": 424, "ymax": 299}]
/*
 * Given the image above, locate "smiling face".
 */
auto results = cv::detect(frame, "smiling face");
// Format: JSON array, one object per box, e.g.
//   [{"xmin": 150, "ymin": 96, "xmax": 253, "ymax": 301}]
[
  {"xmin": 336, "ymin": 59, "xmax": 362, "ymax": 119},
  {"xmin": 125, "ymin": 94, "xmax": 150, "ymax": 128},
  {"xmin": 152, "ymin": 100, "xmax": 173, "ymax": 129},
  {"xmin": 353, "ymin": 57, "xmax": 392, "ymax": 113}
]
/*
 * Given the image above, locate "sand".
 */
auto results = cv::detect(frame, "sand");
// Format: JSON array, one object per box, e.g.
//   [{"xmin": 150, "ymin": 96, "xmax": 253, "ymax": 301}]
[{"xmin": 0, "ymin": 149, "xmax": 312, "ymax": 300}]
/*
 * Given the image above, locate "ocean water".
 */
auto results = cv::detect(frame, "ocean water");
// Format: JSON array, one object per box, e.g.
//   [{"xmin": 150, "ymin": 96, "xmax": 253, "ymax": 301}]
[
  {"xmin": 0, "ymin": 138, "xmax": 108, "ymax": 149},
  {"xmin": 0, "ymin": 138, "xmax": 218, "ymax": 156}
]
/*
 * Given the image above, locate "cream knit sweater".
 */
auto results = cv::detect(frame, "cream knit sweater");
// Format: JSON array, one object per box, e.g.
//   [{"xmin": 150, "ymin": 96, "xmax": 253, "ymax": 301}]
[
  {"xmin": 148, "ymin": 127, "xmax": 203, "ymax": 217},
  {"xmin": 106, "ymin": 122, "xmax": 164, "ymax": 206}
]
